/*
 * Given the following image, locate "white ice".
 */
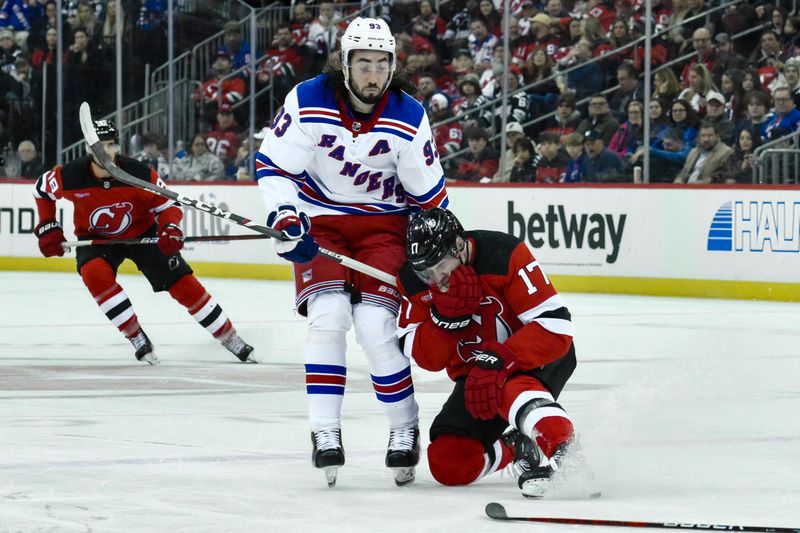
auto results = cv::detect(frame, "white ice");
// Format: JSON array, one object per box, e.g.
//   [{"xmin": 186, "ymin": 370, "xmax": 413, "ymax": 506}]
[{"xmin": 1, "ymin": 271, "xmax": 799, "ymax": 532}]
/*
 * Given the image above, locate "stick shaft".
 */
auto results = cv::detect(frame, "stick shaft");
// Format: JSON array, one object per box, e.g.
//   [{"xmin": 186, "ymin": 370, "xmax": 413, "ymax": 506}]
[
  {"xmin": 515, "ymin": 516, "xmax": 798, "ymax": 532},
  {"xmin": 62, "ymin": 234, "xmax": 270, "ymax": 248},
  {"xmin": 487, "ymin": 504, "xmax": 799, "ymax": 533},
  {"xmin": 78, "ymin": 103, "xmax": 397, "ymax": 286}
]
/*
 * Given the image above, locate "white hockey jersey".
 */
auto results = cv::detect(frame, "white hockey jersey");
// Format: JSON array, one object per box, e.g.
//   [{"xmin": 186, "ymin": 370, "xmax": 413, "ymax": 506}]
[{"xmin": 256, "ymin": 74, "xmax": 449, "ymax": 217}]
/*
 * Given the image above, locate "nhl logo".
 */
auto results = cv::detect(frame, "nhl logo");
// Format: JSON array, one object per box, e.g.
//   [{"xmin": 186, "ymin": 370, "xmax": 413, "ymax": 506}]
[{"xmin": 352, "ymin": 121, "xmax": 362, "ymax": 132}]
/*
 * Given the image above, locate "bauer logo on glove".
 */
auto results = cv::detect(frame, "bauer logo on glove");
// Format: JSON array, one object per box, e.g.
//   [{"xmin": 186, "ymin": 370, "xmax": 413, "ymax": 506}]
[{"xmin": 470, "ymin": 351, "xmax": 502, "ymax": 369}]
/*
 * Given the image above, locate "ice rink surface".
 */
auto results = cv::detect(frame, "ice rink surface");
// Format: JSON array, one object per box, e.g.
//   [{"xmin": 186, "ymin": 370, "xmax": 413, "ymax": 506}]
[{"xmin": 1, "ymin": 271, "xmax": 799, "ymax": 532}]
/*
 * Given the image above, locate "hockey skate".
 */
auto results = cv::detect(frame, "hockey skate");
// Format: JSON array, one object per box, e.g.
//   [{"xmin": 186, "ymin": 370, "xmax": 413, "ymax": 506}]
[
  {"xmin": 385, "ymin": 425, "xmax": 420, "ymax": 486},
  {"xmin": 130, "ymin": 330, "xmax": 159, "ymax": 365},
  {"xmin": 501, "ymin": 428, "xmax": 554, "ymax": 498},
  {"xmin": 311, "ymin": 429, "xmax": 345, "ymax": 487},
  {"xmin": 503, "ymin": 430, "xmax": 601, "ymax": 499},
  {"xmin": 221, "ymin": 331, "xmax": 255, "ymax": 362}
]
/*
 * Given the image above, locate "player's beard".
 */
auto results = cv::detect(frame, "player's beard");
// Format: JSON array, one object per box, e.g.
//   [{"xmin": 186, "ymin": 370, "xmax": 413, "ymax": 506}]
[{"xmin": 352, "ymin": 82, "xmax": 384, "ymax": 105}]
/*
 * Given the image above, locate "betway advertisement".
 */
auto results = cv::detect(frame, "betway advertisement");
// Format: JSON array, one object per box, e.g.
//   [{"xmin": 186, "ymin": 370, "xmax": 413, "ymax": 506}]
[
  {"xmin": 447, "ymin": 186, "xmax": 799, "ymax": 283},
  {"xmin": 2, "ymin": 182, "xmax": 798, "ymax": 284}
]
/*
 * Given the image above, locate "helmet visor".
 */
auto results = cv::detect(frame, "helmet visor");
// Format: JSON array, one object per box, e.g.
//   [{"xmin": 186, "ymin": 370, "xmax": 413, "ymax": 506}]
[{"xmin": 414, "ymin": 245, "xmax": 463, "ymax": 290}]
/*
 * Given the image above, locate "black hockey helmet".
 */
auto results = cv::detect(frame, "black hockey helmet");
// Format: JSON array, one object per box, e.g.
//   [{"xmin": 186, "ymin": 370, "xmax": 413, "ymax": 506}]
[
  {"xmin": 93, "ymin": 119, "xmax": 119, "ymax": 142},
  {"xmin": 407, "ymin": 207, "xmax": 465, "ymax": 271}
]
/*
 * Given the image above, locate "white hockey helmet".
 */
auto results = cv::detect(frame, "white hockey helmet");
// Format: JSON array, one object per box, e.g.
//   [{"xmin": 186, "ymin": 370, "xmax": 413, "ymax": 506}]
[{"xmin": 340, "ymin": 17, "xmax": 396, "ymax": 104}]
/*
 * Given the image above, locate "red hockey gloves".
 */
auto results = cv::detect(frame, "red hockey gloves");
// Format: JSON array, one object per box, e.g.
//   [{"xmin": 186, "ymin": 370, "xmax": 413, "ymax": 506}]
[
  {"xmin": 157, "ymin": 223, "xmax": 184, "ymax": 255},
  {"xmin": 267, "ymin": 205, "xmax": 319, "ymax": 263},
  {"xmin": 465, "ymin": 341, "xmax": 519, "ymax": 420},
  {"xmin": 34, "ymin": 219, "xmax": 66, "ymax": 257},
  {"xmin": 430, "ymin": 265, "xmax": 482, "ymax": 331}
]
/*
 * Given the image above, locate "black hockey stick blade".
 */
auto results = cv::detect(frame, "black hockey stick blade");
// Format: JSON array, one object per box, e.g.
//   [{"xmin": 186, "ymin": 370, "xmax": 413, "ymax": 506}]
[
  {"xmin": 485, "ymin": 503, "xmax": 800, "ymax": 532},
  {"xmin": 78, "ymin": 102, "xmax": 397, "ymax": 286}
]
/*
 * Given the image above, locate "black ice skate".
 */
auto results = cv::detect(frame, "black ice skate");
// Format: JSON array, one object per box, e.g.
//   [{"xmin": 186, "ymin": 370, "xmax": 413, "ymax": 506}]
[
  {"xmin": 221, "ymin": 331, "xmax": 255, "ymax": 362},
  {"xmin": 311, "ymin": 429, "xmax": 345, "ymax": 487},
  {"xmin": 130, "ymin": 330, "xmax": 158, "ymax": 365},
  {"xmin": 385, "ymin": 425, "xmax": 420, "ymax": 486},
  {"xmin": 504, "ymin": 431, "xmax": 601, "ymax": 499},
  {"xmin": 502, "ymin": 428, "xmax": 553, "ymax": 498}
]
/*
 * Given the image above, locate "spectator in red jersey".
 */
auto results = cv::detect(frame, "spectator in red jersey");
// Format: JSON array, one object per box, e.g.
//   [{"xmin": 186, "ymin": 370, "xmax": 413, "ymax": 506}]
[
  {"xmin": 586, "ymin": 0, "xmax": 617, "ymax": 32},
  {"xmin": 31, "ymin": 27, "xmax": 57, "ymax": 68},
  {"xmin": 409, "ymin": 0, "xmax": 446, "ymax": 50},
  {"xmin": 429, "ymin": 93, "xmax": 463, "ymax": 160},
  {"xmin": 750, "ymin": 30, "xmax": 789, "ymax": 91},
  {"xmin": 257, "ymin": 23, "xmax": 306, "ymax": 104},
  {"xmin": 680, "ymin": 28, "xmax": 720, "ymax": 88},
  {"xmin": 507, "ymin": 17, "xmax": 535, "ymax": 67},
  {"xmin": 478, "ymin": 0, "xmax": 502, "ymax": 36},
  {"xmin": 206, "ymin": 104, "xmax": 243, "ymax": 179},
  {"xmin": 529, "ymin": 14, "xmax": 560, "ymax": 57},
  {"xmin": 32, "ymin": 120, "xmax": 255, "ymax": 365},
  {"xmin": 289, "ymin": 1, "xmax": 312, "ymax": 48},
  {"xmin": 196, "ymin": 50, "xmax": 245, "ymax": 126},
  {"xmin": 451, "ymin": 126, "xmax": 498, "ymax": 182}
]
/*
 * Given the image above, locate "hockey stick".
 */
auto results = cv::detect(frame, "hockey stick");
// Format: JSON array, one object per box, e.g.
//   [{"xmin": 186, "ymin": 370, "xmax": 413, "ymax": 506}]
[
  {"xmin": 485, "ymin": 503, "xmax": 800, "ymax": 532},
  {"xmin": 61, "ymin": 234, "xmax": 270, "ymax": 249},
  {"xmin": 78, "ymin": 102, "xmax": 397, "ymax": 286}
]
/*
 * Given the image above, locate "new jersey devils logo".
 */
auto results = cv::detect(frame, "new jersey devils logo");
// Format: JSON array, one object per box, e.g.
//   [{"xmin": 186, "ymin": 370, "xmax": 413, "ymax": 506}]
[
  {"xmin": 456, "ymin": 296, "xmax": 513, "ymax": 363},
  {"xmin": 90, "ymin": 202, "xmax": 133, "ymax": 236}
]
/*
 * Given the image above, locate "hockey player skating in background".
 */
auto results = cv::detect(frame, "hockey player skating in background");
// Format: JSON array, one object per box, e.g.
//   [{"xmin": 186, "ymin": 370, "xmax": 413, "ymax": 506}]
[
  {"xmin": 397, "ymin": 208, "xmax": 580, "ymax": 498},
  {"xmin": 32, "ymin": 120, "xmax": 255, "ymax": 365},
  {"xmin": 256, "ymin": 17, "xmax": 449, "ymax": 487}
]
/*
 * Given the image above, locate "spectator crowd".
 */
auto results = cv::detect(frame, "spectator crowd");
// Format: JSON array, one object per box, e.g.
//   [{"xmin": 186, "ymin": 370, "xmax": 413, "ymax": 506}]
[{"xmin": 1, "ymin": 0, "xmax": 799, "ymax": 184}]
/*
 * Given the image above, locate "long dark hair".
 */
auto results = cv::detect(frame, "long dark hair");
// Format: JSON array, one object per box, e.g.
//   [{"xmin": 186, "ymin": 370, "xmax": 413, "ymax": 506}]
[{"xmin": 322, "ymin": 53, "xmax": 418, "ymax": 101}]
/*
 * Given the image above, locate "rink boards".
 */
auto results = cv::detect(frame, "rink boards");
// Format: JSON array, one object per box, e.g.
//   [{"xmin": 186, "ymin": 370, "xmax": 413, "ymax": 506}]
[{"xmin": 1, "ymin": 181, "xmax": 798, "ymax": 301}]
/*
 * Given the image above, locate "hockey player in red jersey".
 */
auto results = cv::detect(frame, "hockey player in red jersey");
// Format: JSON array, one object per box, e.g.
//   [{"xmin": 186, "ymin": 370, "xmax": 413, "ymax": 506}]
[
  {"xmin": 32, "ymin": 119, "xmax": 255, "ymax": 365},
  {"xmin": 396, "ymin": 207, "xmax": 579, "ymax": 498}
]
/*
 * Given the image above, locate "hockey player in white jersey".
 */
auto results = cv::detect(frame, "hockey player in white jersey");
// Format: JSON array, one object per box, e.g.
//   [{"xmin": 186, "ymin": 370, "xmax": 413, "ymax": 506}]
[{"xmin": 256, "ymin": 17, "xmax": 449, "ymax": 487}]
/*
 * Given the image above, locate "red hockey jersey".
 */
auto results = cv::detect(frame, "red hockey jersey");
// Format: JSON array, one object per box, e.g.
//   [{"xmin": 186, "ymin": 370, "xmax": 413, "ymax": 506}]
[
  {"xmin": 397, "ymin": 230, "xmax": 574, "ymax": 381},
  {"xmin": 33, "ymin": 156, "xmax": 182, "ymax": 239}
]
